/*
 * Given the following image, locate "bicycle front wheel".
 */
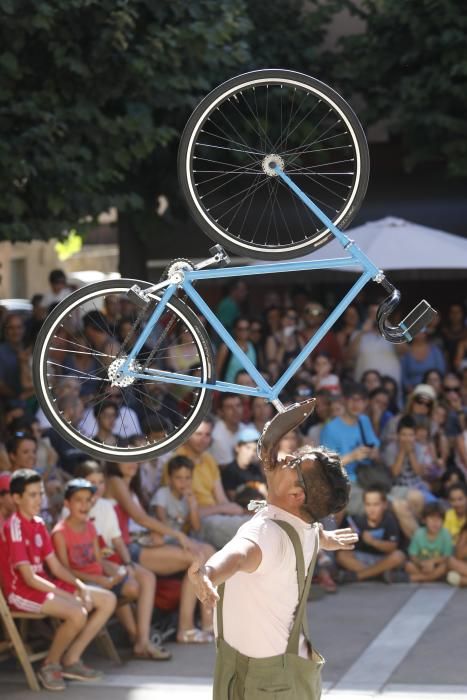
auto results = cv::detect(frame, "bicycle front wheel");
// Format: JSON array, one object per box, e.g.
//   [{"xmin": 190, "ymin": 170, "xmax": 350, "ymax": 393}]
[
  {"xmin": 33, "ymin": 279, "xmax": 214, "ymax": 462},
  {"xmin": 179, "ymin": 69, "xmax": 369, "ymax": 259}
]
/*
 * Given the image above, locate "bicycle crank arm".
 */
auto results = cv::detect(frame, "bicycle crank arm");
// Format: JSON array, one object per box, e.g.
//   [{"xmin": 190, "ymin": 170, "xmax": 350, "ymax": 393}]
[
  {"xmin": 194, "ymin": 244, "xmax": 231, "ymax": 270},
  {"xmin": 376, "ymin": 280, "xmax": 438, "ymax": 343},
  {"xmin": 126, "ymin": 281, "xmax": 171, "ymax": 309}
]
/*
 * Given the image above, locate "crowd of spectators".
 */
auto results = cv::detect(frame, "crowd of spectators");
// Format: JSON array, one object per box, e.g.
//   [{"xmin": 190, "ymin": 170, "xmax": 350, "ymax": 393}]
[{"xmin": 0, "ymin": 269, "xmax": 466, "ymax": 686}]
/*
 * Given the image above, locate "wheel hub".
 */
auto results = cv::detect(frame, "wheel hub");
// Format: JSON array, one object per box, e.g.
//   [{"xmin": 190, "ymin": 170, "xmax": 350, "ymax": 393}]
[
  {"xmin": 108, "ymin": 357, "xmax": 139, "ymax": 387},
  {"xmin": 262, "ymin": 153, "xmax": 284, "ymax": 177}
]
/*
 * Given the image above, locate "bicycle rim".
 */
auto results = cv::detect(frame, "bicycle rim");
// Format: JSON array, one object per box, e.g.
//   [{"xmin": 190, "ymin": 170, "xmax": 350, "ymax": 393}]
[
  {"xmin": 33, "ymin": 280, "xmax": 214, "ymax": 461},
  {"xmin": 179, "ymin": 69, "xmax": 369, "ymax": 259}
]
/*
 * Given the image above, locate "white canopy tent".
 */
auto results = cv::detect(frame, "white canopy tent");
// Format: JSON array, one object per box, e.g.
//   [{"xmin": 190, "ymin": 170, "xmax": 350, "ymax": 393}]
[{"xmin": 299, "ymin": 216, "xmax": 467, "ymax": 272}]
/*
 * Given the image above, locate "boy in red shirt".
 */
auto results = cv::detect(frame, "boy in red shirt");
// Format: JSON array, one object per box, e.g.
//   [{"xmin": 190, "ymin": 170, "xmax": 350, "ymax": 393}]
[{"xmin": 2, "ymin": 469, "xmax": 116, "ymax": 691}]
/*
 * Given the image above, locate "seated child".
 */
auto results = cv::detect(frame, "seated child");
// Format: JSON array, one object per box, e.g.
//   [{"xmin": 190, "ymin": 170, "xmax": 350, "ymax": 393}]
[
  {"xmin": 151, "ymin": 455, "xmax": 215, "ymax": 641},
  {"xmin": 447, "ymin": 523, "xmax": 467, "ymax": 587},
  {"xmin": 1, "ymin": 469, "xmax": 115, "ymax": 691},
  {"xmin": 444, "ymin": 483, "xmax": 467, "ymax": 543},
  {"xmin": 406, "ymin": 502, "xmax": 453, "ymax": 582},
  {"xmin": 336, "ymin": 487, "xmax": 406, "ymax": 583},
  {"xmin": 52, "ymin": 477, "xmax": 170, "ymax": 661}
]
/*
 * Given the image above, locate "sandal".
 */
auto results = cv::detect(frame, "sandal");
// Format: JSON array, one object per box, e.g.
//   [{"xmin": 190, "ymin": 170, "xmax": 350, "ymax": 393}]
[
  {"xmin": 134, "ymin": 642, "xmax": 172, "ymax": 661},
  {"xmin": 177, "ymin": 628, "xmax": 213, "ymax": 644}
]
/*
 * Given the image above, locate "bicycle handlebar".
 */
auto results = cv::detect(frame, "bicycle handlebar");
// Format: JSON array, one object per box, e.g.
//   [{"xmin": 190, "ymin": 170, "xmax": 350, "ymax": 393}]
[{"xmin": 376, "ymin": 282, "xmax": 438, "ymax": 344}]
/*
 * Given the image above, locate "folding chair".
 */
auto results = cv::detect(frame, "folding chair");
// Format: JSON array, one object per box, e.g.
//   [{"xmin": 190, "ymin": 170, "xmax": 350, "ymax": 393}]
[
  {"xmin": 0, "ymin": 586, "xmax": 48, "ymax": 691},
  {"xmin": 0, "ymin": 586, "xmax": 122, "ymax": 690}
]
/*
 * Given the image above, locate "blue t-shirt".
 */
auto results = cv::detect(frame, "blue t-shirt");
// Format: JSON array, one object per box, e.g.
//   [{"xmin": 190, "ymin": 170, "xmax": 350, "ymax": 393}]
[{"xmin": 320, "ymin": 414, "xmax": 380, "ymax": 483}]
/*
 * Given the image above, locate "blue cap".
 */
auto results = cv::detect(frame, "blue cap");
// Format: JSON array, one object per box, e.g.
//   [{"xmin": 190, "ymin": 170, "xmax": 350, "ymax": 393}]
[
  {"xmin": 64, "ymin": 478, "xmax": 97, "ymax": 499},
  {"xmin": 235, "ymin": 427, "xmax": 260, "ymax": 445}
]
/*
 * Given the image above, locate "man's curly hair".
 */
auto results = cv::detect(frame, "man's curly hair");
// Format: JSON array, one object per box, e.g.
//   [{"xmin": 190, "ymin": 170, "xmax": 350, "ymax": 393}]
[{"xmin": 295, "ymin": 445, "xmax": 350, "ymax": 520}]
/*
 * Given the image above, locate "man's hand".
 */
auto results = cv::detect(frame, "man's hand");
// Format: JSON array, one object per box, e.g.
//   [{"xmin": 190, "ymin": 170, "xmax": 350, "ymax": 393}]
[
  {"xmin": 319, "ymin": 527, "xmax": 358, "ymax": 551},
  {"xmin": 188, "ymin": 561, "xmax": 220, "ymax": 608}
]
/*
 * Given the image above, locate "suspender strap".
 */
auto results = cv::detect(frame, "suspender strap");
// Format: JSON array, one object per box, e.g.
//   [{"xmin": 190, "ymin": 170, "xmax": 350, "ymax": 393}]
[
  {"xmin": 274, "ymin": 520, "xmax": 319, "ymax": 655},
  {"xmin": 217, "ymin": 581, "xmax": 226, "ymax": 641}
]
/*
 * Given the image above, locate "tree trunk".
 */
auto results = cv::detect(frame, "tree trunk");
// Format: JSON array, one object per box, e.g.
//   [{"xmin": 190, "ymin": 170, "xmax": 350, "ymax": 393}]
[{"xmin": 118, "ymin": 212, "xmax": 148, "ymax": 280}]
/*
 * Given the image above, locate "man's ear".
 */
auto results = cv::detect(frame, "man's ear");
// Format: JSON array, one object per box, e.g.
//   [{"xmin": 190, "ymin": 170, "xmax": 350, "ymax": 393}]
[{"xmin": 287, "ymin": 486, "xmax": 306, "ymax": 507}]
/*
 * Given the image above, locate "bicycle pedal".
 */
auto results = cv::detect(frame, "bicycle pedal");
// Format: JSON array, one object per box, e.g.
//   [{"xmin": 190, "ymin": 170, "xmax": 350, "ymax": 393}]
[
  {"xmin": 209, "ymin": 244, "xmax": 230, "ymax": 267},
  {"xmin": 399, "ymin": 300, "xmax": 437, "ymax": 341},
  {"xmin": 126, "ymin": 285, "xmax": 151, "ymax": 309}
]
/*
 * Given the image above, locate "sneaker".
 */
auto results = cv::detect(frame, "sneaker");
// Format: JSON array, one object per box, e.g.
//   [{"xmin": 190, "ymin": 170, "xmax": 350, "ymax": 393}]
[
  {"xmin": 37, "ymin": 663, "xmax": 65, "ymax": 691},
  {"xmin": 61, "ymin": 660, "xmax": 103, "ymax": 681},
  {"xmin": 336, "ymin": 570, "xmax": 358, "ymax": 584},
  {"xmin": 447, "ymin": 570, "xmax": 461, "ymax": 587},
  {"xmin": 383, "ymin": 570, "xmax": 410, "ymax": 584}
]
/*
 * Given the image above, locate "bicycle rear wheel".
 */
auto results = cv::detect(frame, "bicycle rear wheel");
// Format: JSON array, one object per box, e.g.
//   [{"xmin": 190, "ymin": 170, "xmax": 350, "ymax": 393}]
[
  {"xmin": 179, "ymin": 69, "xmax": 369, "ymax": 260},
  {"xmin": 33, "ymin": 279, "xmax": 214, "ymax": 462}
]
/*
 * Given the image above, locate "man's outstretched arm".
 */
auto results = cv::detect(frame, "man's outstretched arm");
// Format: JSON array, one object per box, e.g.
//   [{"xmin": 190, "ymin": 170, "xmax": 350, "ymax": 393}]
[{"xmin": 188, "ymin": 537, "xmax": 261, "ymax": 607}]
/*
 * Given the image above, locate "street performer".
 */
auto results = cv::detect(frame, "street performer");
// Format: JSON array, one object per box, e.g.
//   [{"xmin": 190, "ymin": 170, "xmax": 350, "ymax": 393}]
[{"xmin": 189, "ymin": 398, "xmax": 358, "ymax": 699}]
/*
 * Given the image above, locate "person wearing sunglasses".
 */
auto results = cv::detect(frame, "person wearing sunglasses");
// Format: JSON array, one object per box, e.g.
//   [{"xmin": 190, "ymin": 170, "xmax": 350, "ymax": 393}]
[{"xmin": 189, "ymin": 400, "xmax": 357, "ymax": 700}]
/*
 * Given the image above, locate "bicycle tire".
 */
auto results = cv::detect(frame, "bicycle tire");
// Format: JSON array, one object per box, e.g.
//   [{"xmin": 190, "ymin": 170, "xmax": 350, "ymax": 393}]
[
  {"xmin": 33, "ymin": 279, "xmax": 214, "ymax": 462},
  {"xmin": 179, "ymin": 69, "xmax": 369, "ymax": 260}
]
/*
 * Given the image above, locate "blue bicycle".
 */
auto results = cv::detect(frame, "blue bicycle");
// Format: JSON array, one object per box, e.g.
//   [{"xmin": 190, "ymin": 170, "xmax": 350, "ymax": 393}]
[{"xmin": 33, "ymin": 70, "xmax": 436, "ymax": 462}]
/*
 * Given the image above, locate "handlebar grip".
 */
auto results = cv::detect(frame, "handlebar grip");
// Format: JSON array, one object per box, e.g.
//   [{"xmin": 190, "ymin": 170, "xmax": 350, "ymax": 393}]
[{"xmin": 376, "ymin": 291, "xmax": 437, "ymax": 344}]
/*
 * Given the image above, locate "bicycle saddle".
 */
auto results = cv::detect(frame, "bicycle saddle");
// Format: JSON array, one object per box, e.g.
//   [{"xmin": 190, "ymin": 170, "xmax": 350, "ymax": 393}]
[{"xmin": 258, "ymin": 399, "xmax": 316, "ymax": 471}]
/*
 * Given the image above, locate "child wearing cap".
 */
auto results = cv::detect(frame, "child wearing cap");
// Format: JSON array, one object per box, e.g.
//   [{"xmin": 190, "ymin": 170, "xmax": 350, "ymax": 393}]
[
  {"xmin": 1, "ymin": 469, "xmax": 115, "ymax": 690},
  {"xmin": 52, "ymin": 478, "xmax": 171, "ymax": 660}
]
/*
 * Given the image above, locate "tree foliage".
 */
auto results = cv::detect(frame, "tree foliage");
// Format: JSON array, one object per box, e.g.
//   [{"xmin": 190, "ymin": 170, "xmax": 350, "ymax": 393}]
[
  {"xmin": 0, "ymin": 0, "xmax": 337, "ymax": 274},
  {"xmin": 0, "ymin": 0, "xmax": 251, "ymax": 244},
  {"xmin": 330, "ymin": 0, "xmax": 467, "ymax": 176}
]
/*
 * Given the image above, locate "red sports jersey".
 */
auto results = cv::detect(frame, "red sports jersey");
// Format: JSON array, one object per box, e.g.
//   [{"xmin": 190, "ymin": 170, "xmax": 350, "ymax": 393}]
[
  {"xmin": 3, "ymin": 511, "xmax": 54, "ymax": 594},
  {"xmin": 2, "ymin": 511, "xmax": 75, "ymax": 613}
]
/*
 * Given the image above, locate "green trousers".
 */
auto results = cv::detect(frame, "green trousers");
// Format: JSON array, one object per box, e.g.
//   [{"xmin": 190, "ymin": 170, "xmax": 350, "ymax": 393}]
[{"xmin": 213, "ymin": 520, "xmax": 325, "ymax": 700}]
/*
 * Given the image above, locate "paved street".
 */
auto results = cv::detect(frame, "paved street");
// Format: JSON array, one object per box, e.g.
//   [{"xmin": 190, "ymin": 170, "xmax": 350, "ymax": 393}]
[{"xmin": 2, "ymin": 582, "xmax": 466, "ymax": 699}]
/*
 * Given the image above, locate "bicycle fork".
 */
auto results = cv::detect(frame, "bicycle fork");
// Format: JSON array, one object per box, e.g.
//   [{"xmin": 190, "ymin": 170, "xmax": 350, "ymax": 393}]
[{"xmin": 272, "ymin": 164, "xmax": 437, "ymax": 343}]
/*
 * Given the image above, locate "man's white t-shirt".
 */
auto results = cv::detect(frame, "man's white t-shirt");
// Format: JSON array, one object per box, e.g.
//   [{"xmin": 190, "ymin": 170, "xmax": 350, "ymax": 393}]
[{"xmin": 216, "ymin": 504, "xmax": 319, "ymax": 659}]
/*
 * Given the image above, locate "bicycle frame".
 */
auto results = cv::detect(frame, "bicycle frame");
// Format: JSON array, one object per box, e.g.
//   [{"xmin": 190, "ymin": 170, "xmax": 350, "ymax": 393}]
[
  {"xmin": 117, "ymin": 168, "xmax": 390, "ymax": 408},
  {"xmin": 118, "ymin": 167, "xmax": 436, "ymax": 412}
]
